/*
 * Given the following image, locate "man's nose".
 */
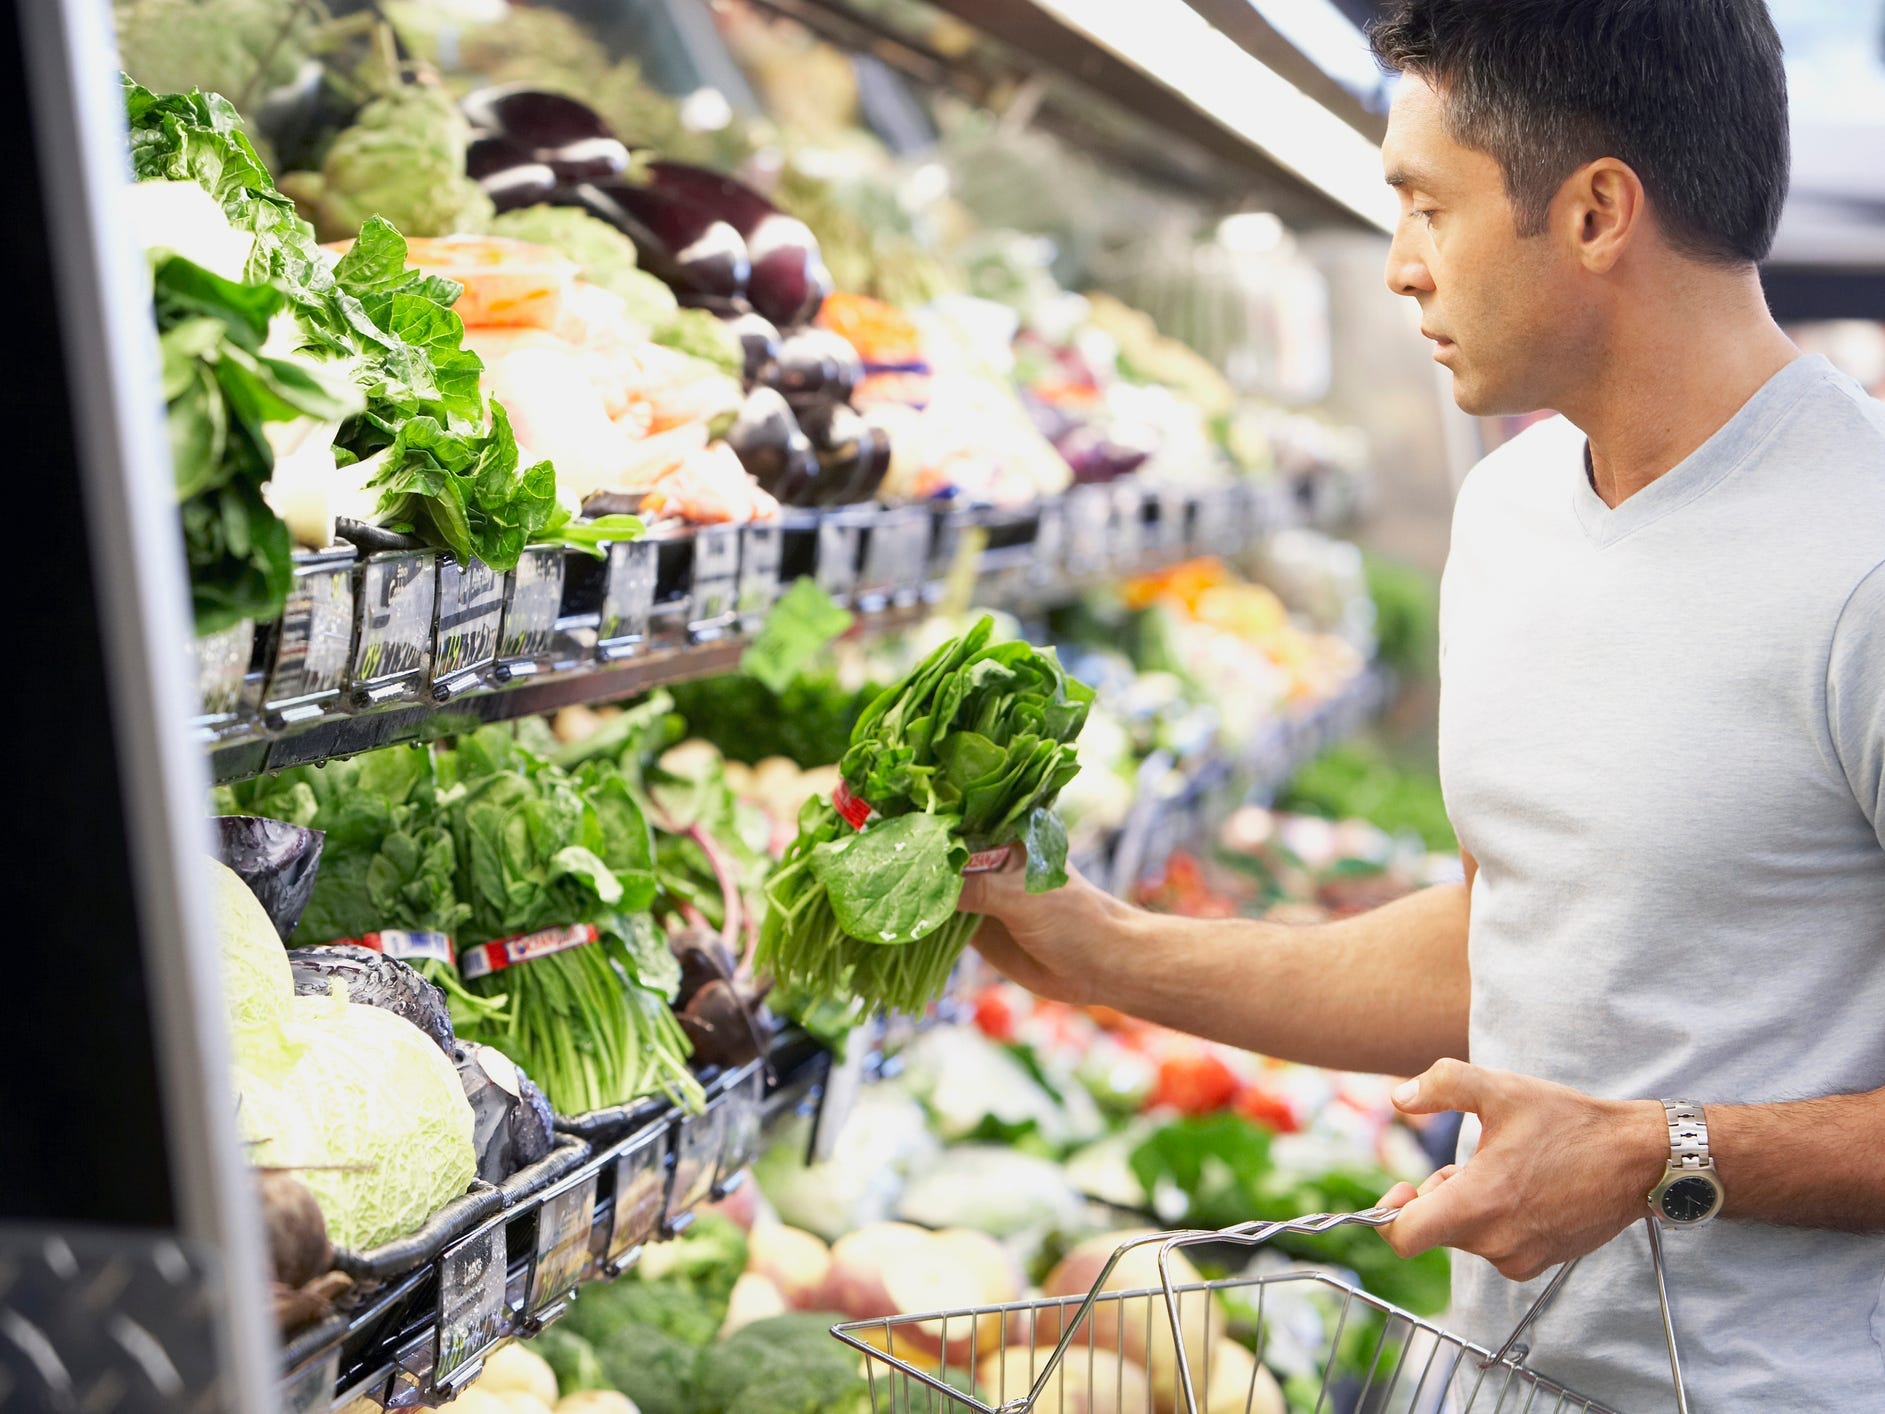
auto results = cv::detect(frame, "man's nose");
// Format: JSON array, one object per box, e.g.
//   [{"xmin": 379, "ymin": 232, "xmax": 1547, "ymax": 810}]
[{"xmin": 1385, "ymin": 234, "xmax": 1434, "ymax": 298}]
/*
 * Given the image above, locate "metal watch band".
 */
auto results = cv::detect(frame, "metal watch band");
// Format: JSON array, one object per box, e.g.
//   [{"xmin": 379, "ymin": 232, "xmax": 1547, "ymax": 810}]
[{"xmin": 1663, "ymin": 1099, "xmax": 1713, "ymax": 1169}]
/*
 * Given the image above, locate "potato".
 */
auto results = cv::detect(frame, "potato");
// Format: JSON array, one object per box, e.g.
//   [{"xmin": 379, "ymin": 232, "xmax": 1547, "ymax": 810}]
[
  {"xmin": 499, "ymin": 1398, "xmax": 553, "ymax": 1414},
  {"xmin": 1041, "ymin": 1231, "xmax": 1220, "ymax": 1409},
  {"xmin": 1201, "ymin": 1339, "xmax": 1284, "ymax": 1414},
  {"xmin": 821, "ymin": 1223, "xmax": 935, "ymax": 1320},
  {"xmin": 478, "ymin": 1344, "xmax": 559, "ymax": 1406},
  {"xmin": 975, "ymin": 1345, "xmax": 1150, "ymax": 1414},
  {"xmin": 824, "ymin": 1223, "xmax": 1023, "ymax": 1365},
  {"xmin": 721, "ymin": 1272, "xmax": 790, "ymax": 1336},
  {"xmin": 440, "ymin": 1393, "xmax": 511, "ymax": 1414},
  {"xmin": 556, "ymin": 1392, "xmax": 641, "ymax": 1414},
  {"xmin": 747, "ymin": 1222, "xmax": 833, "ymax": 1310}
]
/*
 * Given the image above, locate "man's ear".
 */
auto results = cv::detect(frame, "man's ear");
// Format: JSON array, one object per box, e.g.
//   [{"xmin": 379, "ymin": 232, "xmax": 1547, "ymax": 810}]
[{"xmin": 1559, "ymin": 157, "xmax": 1646, "ymax": 273}]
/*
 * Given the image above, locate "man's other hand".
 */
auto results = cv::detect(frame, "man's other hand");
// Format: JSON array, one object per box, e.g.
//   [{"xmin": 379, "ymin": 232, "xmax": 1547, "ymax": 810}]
[{"xmin": 1376, "ymin": 1060, "xmax": 1668, "ymax": 1282}]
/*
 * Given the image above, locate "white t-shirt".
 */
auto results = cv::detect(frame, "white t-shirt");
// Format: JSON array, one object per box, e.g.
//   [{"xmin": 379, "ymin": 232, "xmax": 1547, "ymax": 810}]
[{"xmin": 1438, "ymin": 354, "xmax": 1885, "ymax": 1410}]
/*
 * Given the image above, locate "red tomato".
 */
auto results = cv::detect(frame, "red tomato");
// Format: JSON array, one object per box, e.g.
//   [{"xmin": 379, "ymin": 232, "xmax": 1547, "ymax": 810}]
[
  {"xmin": 1151, "ymin": 1052, "xmax": 1242, "ymax": 1115},
  {"xmin": 973, "ymin": 987, "xmax": 1017, "ymax": 1042},
  {"xmin": 1236, "ymin": 1086, "xmax": 1302, "ymax": 1134}
]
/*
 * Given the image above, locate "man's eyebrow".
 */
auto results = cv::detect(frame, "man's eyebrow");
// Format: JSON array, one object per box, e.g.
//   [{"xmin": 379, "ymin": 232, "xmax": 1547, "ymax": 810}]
[{"xmin": 1384, "ymin": 163, "xmax": 1437, "ymax": 191}]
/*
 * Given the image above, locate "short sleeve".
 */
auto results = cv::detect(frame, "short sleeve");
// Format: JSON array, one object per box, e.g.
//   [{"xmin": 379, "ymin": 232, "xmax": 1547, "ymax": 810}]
[{"xmin": 1827, "ymin": 559, "xmax": 1885, "ymax": 849}]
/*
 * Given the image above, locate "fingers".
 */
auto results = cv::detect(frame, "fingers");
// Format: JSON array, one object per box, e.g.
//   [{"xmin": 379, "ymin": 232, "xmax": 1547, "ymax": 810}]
[
  {"xmin": 1378, "ymin": 1166, "xmax": 1487, "ymax": 1258},
  {"xmin": 1418, "ymin": 1163, "xmax": 1460, "ymax": 1197},
  {"xmin": 1392, "ymin": 1058, "xmax": 1499, "ymax": 1117},
  {"xmin": 955, "ymin": 849, "xmax": 1026, "ymax": 914},
  {"xmin": 1378, "ymin": 1181, "xmax": 1419, "ymax": 1212}
]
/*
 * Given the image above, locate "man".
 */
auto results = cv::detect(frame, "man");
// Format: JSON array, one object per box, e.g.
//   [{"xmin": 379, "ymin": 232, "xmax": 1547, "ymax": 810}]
[{"xmin": 959, "ymin": 1, "xmax": 1885, "ymax": 1406}]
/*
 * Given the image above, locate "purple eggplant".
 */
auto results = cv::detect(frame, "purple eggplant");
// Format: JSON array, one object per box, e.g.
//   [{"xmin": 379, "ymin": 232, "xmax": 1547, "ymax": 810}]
[
  {"xmin": 462, "ymin": 87, "xmax": 632, "ymax": 185},
  {"xmin": 566, "ymin": 181, "xmax": 750, "ymax": 299},
  {"xmin": 767, "ymin": 328, "xmax": 861, "ymax": 409},
  {"xmin": 643, "ymin": 162, "xmax": 832, "ymax": 325},
  {"xmin": 466, "ymin": 135, "xmax": 559, "ymax": 212},
  {"xmin": 797, "ymin": 400, "xmax": 893, "ymax": 506},
  {"xmin": 724, "ymin": 388, "xmax": 819, "ymax": 505},
  {"xmin": 682, "ymin": 298, "xmax": 783, "ymax": 386}
]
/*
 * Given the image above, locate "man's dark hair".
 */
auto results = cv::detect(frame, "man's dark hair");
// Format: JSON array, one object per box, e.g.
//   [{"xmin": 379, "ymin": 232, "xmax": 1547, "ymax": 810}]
[{"xmin": 1369, "ymin": 0, "xmax": 1790, "ymax": 264}]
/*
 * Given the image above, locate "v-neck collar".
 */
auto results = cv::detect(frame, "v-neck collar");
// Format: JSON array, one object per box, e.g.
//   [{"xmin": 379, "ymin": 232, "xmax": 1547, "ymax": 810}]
[{"xmin": 1571, "ymin": 354, "xmax": 1830, "ymax": 547}]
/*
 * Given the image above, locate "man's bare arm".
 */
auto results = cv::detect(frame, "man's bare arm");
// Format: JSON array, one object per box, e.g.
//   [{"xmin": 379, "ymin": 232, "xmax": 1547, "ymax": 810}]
[{"xmin": 958, "ymin": 855, "xmax": 1473, "ymax": 1078}]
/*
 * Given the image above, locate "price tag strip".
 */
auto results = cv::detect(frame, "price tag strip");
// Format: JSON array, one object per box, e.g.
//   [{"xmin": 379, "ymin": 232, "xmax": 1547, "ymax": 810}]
[
  {"xmin": 605, "ymin": 1125, "xmax": 671, "ymax": 1274},
  {"xmin": 494, "ymin": 546, "xmax": 566, "ymax": 682},
  {"xmin": 264, "ymin": 552, "xmax": 355, "ymax": 726},
  {"xmin": 597, "ymin": 537, "xmax": 658, "ymax": 661},
  {"xmin": 737, "ymin": 523, "xmax": 783, "ymax": 632},
  {"xmin": 665, "ymin": 1105, "xmax": 725, "ymax": 1234},
  {"xmin": 349, "ymin": 549, "xmax": 435, "ymax": 709},
  {"xmin": 433, "ymin": 1221, "xmax": 507, "ymax": 1393},
  {"xmin": 1109, "ymin": 482, "xmax": 1145, "ymax": 568},
  {"xmin": 1032, "ymin": 497, "xmax": 1067, "ymax": 586},
  {"xmin": 524, "ymin": 1170, "xmax": 600, "ymax": 1327},
  {"xmin": 432, "ymin": 556, "xmax": 504, "ymax": 700},
  {"xmin": 815, "ymin": 515, "xmax": 864, "ymax": 603},
  {"xmin": 858, "ymin": 506, "xmax": 930, "ymax": 609},
  {"xmin": 281, "ymin": 1349, "xmax": 339, "ymax": 1414},
  {"xmin": 192, "ymin": 617, "xmax": 258, "ymax": 733},
  {"xmin": 688, "ymin": 524, "xmax": 742, "ymax": 640},
  {"xmin": 1064, "ymin": 485, "xmax": 1112, "ymax": 577},
  {"xmin": 713, "ymin": 1063, "xmax": 766, "ymax": 1198}
]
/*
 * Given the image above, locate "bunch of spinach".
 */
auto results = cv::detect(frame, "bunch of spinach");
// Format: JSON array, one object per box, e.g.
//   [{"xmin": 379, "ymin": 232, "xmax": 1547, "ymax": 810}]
[
  {"xmin": 755, "ymin": 616, "xmax": 1092, "ymax": 1016},
  {"xmin": 439, "ymin": 728, "xmax": 699, "ymax": 1115},
  {"xmin": 217, "ymin": 744, "xmax": 496, "ymax": 1021},
  {"xmin": 126, "ymin": 80, "xmax": 638, "ymax": 619}
]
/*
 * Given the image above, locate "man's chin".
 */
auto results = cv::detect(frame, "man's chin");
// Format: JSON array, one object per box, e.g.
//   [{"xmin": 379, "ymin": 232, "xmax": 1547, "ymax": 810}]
[{"xmin": 1448, "ymin": 371, "xmax": 1535, "ymax": 419}]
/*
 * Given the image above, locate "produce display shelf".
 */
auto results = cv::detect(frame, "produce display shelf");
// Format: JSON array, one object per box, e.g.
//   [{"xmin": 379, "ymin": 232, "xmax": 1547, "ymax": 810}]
[
  {"xmin": 203, "ymin": 482, "xmax": 1292, "ymax": 786},
  {"xmin": 271, "ymin": 657, "xmax": 1385, "ymax": 1411}
]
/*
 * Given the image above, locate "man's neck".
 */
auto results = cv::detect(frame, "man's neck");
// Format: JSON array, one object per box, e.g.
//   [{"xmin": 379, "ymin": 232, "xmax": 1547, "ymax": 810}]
[{"xmin": 1560, "ymin": 266, "xmax": 1799, "ymax": 508}]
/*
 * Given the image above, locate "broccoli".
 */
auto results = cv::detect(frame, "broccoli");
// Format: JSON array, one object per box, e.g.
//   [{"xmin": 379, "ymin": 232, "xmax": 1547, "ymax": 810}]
[
  {"xmin": 590, "ymin": 1320, "xmax": 701, "ymax": 1414},
  {"xmin": 693, "ymin": 1313, "xmax": 871, "ymax": 1414},
  {"xmin": 527, "ymin": 1325, "xmax": 611, "ymax": 1396}
]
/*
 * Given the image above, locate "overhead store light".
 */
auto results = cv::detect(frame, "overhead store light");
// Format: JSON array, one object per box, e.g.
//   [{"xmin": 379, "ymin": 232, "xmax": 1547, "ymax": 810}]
[{"xmin": 1028, "ymin": 0, "xmax": 1396, "ymax": 232}]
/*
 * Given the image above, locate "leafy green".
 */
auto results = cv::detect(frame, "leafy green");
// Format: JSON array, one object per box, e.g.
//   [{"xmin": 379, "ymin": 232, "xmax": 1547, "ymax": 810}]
[
  {"xmin": 278, "ymin": 84, "xmax": 494, "ymax": 243},
  {"xmin": 694, "ymin": 1314, "xmax": 872, "ymax": 1414},
  {"xmin": 757, "ymin": 616, "xmax": 1092, "ymax": 1015},
  {"xmin": 154, "ymin": 253, "xmax": 360, "ymax": 632},
  {"xmin": 126, "ymin": 80, "xmax": 581, "ymax": 592},
  {"xmin": 740, "ymin": 579, "xmax": 855, "ymax": 695},
  {"xmin": 1128, "ymin": 1113, "xmax": 1450, "ymax": 1318},
  {"xmin": 667, "ymin": 671, "xmax": 877, "ymax": 768},
  {"xmin": 653, "ymin": 307, "xmax": 744, "ymax": 380},
  {"xmin": 1278, "ymin": 743, "xmax": 1456, "ymax": 851},
  {"xmin": 525, "ymin": 1325, "xmax": 610, "ymax": 1395},
  {"xmin": 1363, "ymin": 552, "xmax": 1440, "ymax": 680}
]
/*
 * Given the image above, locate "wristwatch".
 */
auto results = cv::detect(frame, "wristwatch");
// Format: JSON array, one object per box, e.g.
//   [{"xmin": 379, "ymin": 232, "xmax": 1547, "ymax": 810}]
[{"xmin": 1647, "ymin": 1100, "xmax": 1725, "ymax": 1226}]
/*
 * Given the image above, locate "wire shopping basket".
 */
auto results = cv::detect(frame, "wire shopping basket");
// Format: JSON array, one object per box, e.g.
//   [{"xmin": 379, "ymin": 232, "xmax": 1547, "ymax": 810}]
[{"xmin": 834, "ymin": 1209, "xmax": 1692, "ymax": 1414}]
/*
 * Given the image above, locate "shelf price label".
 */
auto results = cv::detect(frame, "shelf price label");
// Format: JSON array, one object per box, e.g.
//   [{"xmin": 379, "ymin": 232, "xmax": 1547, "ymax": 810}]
[
  {"xmin": 432, "ymin": 556, "xmax": 504, "ymax": 698},
  {"xmin": 738, "ymin": 523, "xmax": 783, "ymax": 631},
  {"xmin": 526, "ymin": 1170, "xmax": 600, "ymax": 1326},
  {"xmin": 859, "ymin": 507, "xmax": 929, "ymax": 608},
  {"xmin": 1064, "ymin": 485, "xmax": 1111, "ymax": 576},
  {"xmin": 1032, "ymin": 497, "xmax": 1067, "ymax": 583},
  {"xmin": 281, "ymin": 1350, "xmax": 338, "ymax": 1414},
  {"xmin": 689, "ymin": 525, "xmax": 741, "ymax": 638},
  {"xmin": 193, "ymin": 617, "xmax": 257, "ymax": 728},
  {"xmin": 1108, "ymin": 483, "xmax": 1145, "ymax": 568},
  {"xmin": 714, "ymin": 1063, "xmax": 766, "ymax": 1196},
  {"xmin": 495, "ymin": 546, "xmax": 566, "ymax": 680},
  {"xmin": 815, "ymin": 515, "xmax": 863, "ymax": 602},
  {"xmin": 598, "ymin": 538, "xmax": 658, "ymax": 658},
  {"xmin": 606, "ymin": 1126, "xmax": 671, "ymax": 1273},
  {"xmin": 435, "ymin": 1221, "xmax": 507, "ymax": 1392},
  {"xmin": 665, "ymin": 1105, "xmax": 725, "ymax": 1233},
  {"xmin": 350, "ymin": 550, "xmax": 436, "ymax": 708},
  {"xmin": 264, "ymin": 554, "xmax": 355, "ymax": 722}
]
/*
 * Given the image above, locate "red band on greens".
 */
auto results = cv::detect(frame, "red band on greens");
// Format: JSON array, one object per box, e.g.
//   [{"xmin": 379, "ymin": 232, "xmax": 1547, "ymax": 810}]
[
  {"xmin": 459, "ymin": 924, "xmax": 601, "ymax": 981},
  {"xmin": 832, "ymin": 781, "xmax": 878, "ymax": 831},
  {"xmin": 335, "ymin": 930, "xmax": 457, "ymax": 965}
]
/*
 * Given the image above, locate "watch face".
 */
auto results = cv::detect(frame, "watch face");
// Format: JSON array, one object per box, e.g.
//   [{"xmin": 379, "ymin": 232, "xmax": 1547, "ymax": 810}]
[{"xmin": 1661, "ymin": 1175, "xmax": 1720, "ymax": 1223}]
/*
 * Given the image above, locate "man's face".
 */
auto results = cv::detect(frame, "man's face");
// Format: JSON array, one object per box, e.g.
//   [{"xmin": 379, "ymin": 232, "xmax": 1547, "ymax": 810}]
[{"xmin": 1381, "ymin": 77, "xmax": 1585, "ymax": 416}]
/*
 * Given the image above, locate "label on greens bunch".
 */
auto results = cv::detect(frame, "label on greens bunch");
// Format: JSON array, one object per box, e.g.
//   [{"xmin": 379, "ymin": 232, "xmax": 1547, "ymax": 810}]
[
  {"xmin": 526, "ymin": 1172, "xmax": 599, "ymax": 1320},
  {"xmin": 435, "ymin": 1223, "xmax": 506, "ymax": 1389}
]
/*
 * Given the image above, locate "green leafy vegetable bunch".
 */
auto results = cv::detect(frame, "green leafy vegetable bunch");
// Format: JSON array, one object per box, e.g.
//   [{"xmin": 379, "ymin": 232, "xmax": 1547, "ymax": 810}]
[{"xmin": 756, "ymin": 616, "xmax": 1092, "ymax": 1015}]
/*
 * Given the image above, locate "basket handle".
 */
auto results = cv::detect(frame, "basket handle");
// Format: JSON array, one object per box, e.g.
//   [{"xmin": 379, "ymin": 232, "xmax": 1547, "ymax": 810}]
[{"xmin": 1032, "ymin": 1210, "xmax": 1690, "ymax": 1414}]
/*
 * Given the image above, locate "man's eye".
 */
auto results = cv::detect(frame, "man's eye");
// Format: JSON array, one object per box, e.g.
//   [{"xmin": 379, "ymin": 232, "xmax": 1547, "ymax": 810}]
[{"xmin": 1413, "ymin": 209, "xmax": 1437, "ymax": 226}]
